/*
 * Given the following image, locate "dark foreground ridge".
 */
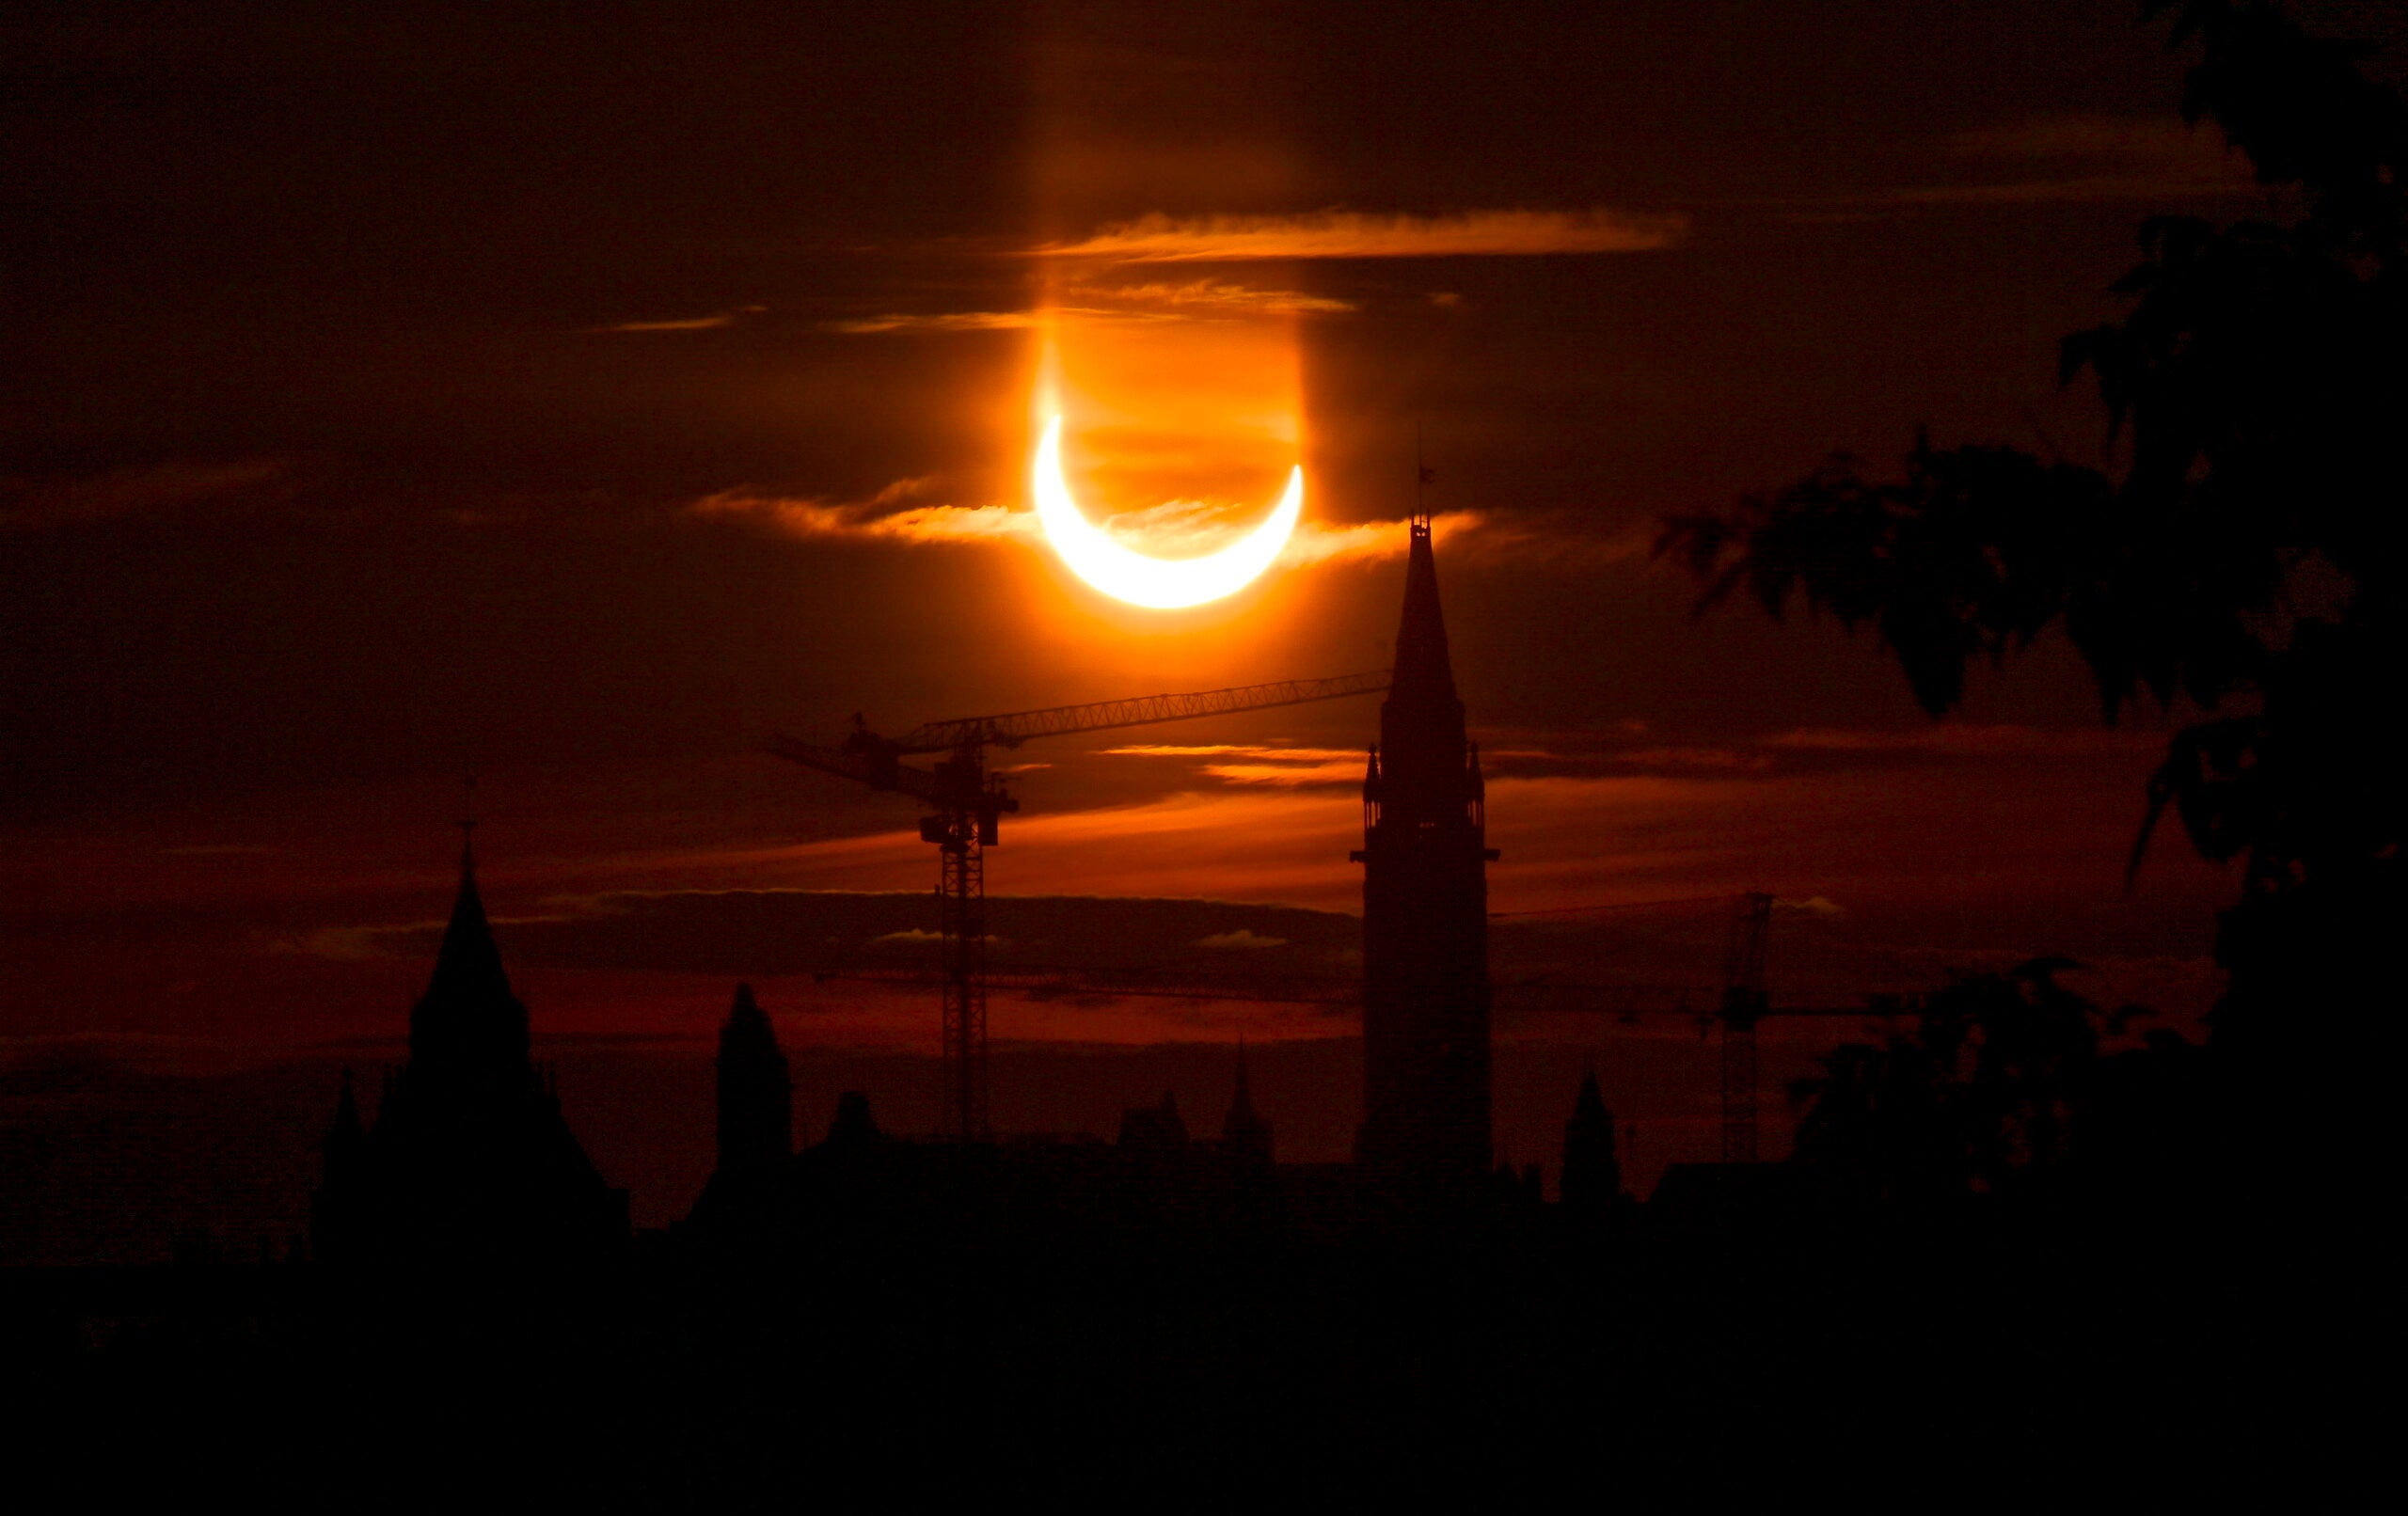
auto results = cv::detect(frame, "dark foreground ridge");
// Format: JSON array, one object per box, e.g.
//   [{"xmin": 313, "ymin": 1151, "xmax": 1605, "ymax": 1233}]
[{"xmin": 0, "ymin": 1111, "xmax": 2274, "ymax": 1507}]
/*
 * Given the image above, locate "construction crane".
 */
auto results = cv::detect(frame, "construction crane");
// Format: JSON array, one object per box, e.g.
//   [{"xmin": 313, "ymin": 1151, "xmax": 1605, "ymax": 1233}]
[
  {"xmin": 1713, "ymin": 892, "xmax": 1940, "ymax": 1163},
  {"xmin": 1492, "ymin": 889, "xmax": 1917, "ymax": 1164},
  {"xmin": 768, "ymin": 671, "xmax": 1389, "ymax": 1141},
  {"xmin": 1719, "ymin": 892, "xmax": 1773, "ymax": 1162}
]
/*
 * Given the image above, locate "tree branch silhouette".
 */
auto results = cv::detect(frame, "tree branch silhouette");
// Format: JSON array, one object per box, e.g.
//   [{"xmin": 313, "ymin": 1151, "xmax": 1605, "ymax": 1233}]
[{"xmin": 1660, "ymin": 2, "xmax": 2403, "ymax": 947}]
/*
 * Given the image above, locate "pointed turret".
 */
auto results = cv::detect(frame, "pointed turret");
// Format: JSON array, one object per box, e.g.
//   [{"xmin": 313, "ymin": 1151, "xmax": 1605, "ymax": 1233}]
[
  {"xmin": 689, "ymin": 983, "xmax": 795, "ymax": 1239},
  {"xmin": 407, "ymin": 832, "xmax": 531, "ymax": 1090},
  {"xmin": 426, "ymin": 836, "xmax": 510, "ymax": 1004},
  {"xmin": 827, "ymin": 1090, "xmax": 882, "ymax": 1147},
  {"xmin": 309, "ymin": 1069, "xmax": 372, "ymax": 1263},
  {"xmin": 715, "ymin": 983, "xmax": 793, "ymax": 1178},
  {"xmin": 1222, "ymin": 1040, "xmax": 1274, "ymax": 1165},
  {"xmin": 1560, "ymin": 1069, "xmax": 1624, "ymax": 1215}
]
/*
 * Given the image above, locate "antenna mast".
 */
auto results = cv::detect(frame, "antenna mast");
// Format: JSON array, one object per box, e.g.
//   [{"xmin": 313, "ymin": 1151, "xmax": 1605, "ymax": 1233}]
[{"xmin": 1413, "ymin": 428, "xmax": 1434, "ymax": 532}]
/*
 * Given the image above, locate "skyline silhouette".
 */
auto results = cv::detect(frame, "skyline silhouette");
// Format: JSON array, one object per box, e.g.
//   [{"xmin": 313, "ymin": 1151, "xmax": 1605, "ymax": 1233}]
[{"xmin": 8, "ymin": 0, "xmax": 2388, "ymax": 1504}]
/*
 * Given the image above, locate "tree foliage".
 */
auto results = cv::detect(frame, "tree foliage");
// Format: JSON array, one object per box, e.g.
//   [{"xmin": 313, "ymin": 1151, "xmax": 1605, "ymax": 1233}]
[
  {"xmin": 1790, "ymin": 961, "xmax": 2138, "ymax": 1204},
  {"xmin": 1658, "ymin": 2, "xmax": 2405, "ymax": 962}
]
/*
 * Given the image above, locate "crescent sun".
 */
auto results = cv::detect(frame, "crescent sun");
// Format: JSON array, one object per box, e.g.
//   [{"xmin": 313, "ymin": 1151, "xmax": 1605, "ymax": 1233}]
[{"xmin": 1033, "ymin": 416, "xmax": 1303, "ymax": 609}]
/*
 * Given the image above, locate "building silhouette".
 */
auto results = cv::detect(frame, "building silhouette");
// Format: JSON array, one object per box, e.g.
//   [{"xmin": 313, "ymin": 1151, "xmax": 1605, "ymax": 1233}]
[
  {"xmin": 1353, "ymin": 514, "xmax": 1497, "ymax": 1195},
  {"xmin": 1117, "ymin": 1089, "xmax": 1190, "ymax": 1153},
  {"xmin": 685, "ymin": 1015, "xmax": 1283, "ymax": 1248},
  {"xmin": 310, "ymin": 839, "xmax": 626, "ymax": 1267},
  {"xmin": 1560, "ymin": 1068, "xmax": 1625, "ymax": 1215},
  {"xmin": 1222, "ymin": 1042, "xmax": 1274, "ymax": 1167},
  {"xmin": 689, "ymin": 983, "xmax": 793, "ymax": 1235}
]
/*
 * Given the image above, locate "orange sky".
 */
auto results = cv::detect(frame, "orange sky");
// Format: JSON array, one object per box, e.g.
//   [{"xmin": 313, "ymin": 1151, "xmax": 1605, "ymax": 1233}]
[{"xmin": 7, "ymin": 0, "xmax": 2341, "ymax": 1255}]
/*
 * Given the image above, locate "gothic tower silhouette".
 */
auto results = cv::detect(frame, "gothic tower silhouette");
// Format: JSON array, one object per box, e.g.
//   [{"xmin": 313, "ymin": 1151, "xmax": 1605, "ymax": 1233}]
[
  {"xmin": 1560, "ymin": 1069, "xmax": 1624, "ymax": 1214},
  {"xmin": 1354, "ymin": 516, "xmax": 1496, "ymax": 1195},
  {"xmin": 1222, "ymin": 1042, "xmax": 1273, "ymax": 1166},
  {"xmin": 714, "ymin": 982, "xmax": 793, "ymax": 1178},
  {"xmin": 689, "ymin": 982, "xmax": 795, "ymax": 1237},
  {"xmin": 311, "ymin": 835, "xmax": 626, "ymax": 1267}
]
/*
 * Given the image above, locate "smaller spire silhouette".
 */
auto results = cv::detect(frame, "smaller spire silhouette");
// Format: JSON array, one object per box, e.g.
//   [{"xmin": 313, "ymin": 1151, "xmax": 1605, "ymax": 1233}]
[
  {"xmin": 1560, "ymin": 1068, "xmax": 1624, "ymax": 1214},
  {"xmin": 426, "ymin": 829, "xmax": 511, "ymax": 1006},
  {"xmin": 715, "ymin": 982, "xmax": 793, "ymax": 1177},
  {"xmin": 407, "ymin": 823, "xmax": 529, "ymax": 1082},
  {"xmin": 827, "ymin": 1090, "xmax": 882, "ymax": 1146},
  {"xmin": 1223, "ymin": 1039, "xmax": 1273, "ymax": 1165}
]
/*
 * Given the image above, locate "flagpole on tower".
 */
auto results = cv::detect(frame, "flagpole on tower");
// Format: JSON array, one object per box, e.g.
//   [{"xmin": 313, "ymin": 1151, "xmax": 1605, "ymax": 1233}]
[{"xmin": 1414, "ymin": 427, "xmax": 1435, "ymax": 532}]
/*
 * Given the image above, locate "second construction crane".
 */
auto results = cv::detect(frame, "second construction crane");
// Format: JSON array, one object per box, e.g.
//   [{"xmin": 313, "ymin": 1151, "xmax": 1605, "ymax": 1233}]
[{"xmin": 769, "ymin": 671, "xmax": 1388, "ymax": 1141}]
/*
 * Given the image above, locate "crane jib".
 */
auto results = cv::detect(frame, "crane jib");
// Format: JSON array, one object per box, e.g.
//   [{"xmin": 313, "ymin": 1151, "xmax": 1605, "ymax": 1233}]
[{"xmin": 888, "ymin": 670, "xmax": 1391, "ymax": 755}]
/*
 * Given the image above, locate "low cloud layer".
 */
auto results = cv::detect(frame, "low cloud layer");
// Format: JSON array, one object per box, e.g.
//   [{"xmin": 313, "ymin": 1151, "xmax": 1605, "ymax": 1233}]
[
  {"xmin": 828, "ymin": 277, "xmax": 1356, "ymax": 336},
  {"xmin": 1037, "ymin": 208, "xmax": 1690, "ymax": 261},
  {"xmin": 589, "ymin": 304, "xmax": 767, "ymax": 334},
  {"xmin": 822, "ymin": 310, "xmax": 1046, "ymax": 336},
  {"xmin": 1, "ymin": 459, "xmax": 291, "ymax": 532},
  {"xmin": 1104, "ymin": 743, "xmax": 1368, "ymax": 789},
  {"xmin": 355, "ymin": 890, "xmax": 1362, "ymax": 984},
  {"xmin": 1836, "ymin": 112, "xmax": 2260, "ymax": 211},
  {"xmin": 690, "ymin": 479, "xmax": 1491, "ymax": 569}
]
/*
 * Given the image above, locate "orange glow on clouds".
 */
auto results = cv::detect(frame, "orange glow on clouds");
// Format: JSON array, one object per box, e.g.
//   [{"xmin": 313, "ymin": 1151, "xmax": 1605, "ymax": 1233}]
[
  {"xmin": 1034, "ymin": 207, "xmax": 1689, "ymax": 261},
  {"xmin": 1026, "ymin": 202, "xmax": 1314, "ymax": 606},
  {"xmin": 1031, "ymin": 416, "xmax": 1301, "ymax": 608},
  {"xmin": 688, "ymin": 483, "xmax": 1479, "ymax": 572}
]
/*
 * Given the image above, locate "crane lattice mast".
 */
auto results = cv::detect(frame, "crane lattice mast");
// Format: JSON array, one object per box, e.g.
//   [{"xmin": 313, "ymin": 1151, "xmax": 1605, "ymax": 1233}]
[
  {"xmin": 768, "ymin": 671, "xmax": 1388, "ymax": 1141},
  {"xmin": 1719, "ymin": 891, "xmax": 1774, "ymax": 1162}
]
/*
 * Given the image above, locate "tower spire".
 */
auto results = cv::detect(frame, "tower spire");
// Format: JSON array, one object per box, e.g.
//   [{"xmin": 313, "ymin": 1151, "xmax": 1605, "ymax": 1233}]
[
  {"xmin": 715, "ymin": 982, "xmax": 793, "ymax": 1178},
  {"xmin": 1354, "ymin": 508, "xmax": 1495, "ymax": 1200},
  {"xmin": 409, "ymin": 811, "xmax": 528, "ymax": 1082},
  {"xmin": 1223, "ymin": 1035, "xmax": 1273, "ymax": 1165},
  {"xmin": 430, "ymin": 830, "xmax": 507, "ymax": 1004}
]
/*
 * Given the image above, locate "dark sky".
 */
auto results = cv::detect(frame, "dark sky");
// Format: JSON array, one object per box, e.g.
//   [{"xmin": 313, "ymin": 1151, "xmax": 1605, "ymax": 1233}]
[{"xmin": 14, "ymin": 1, "xmax": 2386, "ymax": 1250}]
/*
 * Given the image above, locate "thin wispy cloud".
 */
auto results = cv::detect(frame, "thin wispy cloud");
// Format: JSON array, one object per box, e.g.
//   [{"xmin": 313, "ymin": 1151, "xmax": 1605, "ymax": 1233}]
[
  {"xmin": 1765, "ymin": 725, "xmax": 2162, "ymax": 757},
  {"xmin": 1199, "ymin": 760, "xmax": 1366, "ymax": 787},
  {"xmin": 826, "ymin": 278, "xmax": 1354, "ymax": 337},
  {"xmin": 1103, "ymin": 742, "xmax": 1367, "ymax": 790},
  {"xmin": 1036, "ymin": 208, "xmax": 1690, "ymax": 261},
  {"xmin": 588, "ymin": 304, "xmax": 766, "ymax": 334},
  {"xmin": 1196, "ymin": 929, "xmax": 1289, "ymax": 950},
  {"xmin": 2, "ymin": 458, "xmax": 291, "ymax": 532},
  {"xmin": 1101, "ymin": 745, "xmax": 1361, "ymax": 760},
  {"xmin": 691, "ymin": 482, "xmax": 1492, "ymax": 568},
  {"xmin": 1101, "ymin": 279, "xmax": 1355, "ymax": 314},
  {"xmin": 1866, "ymin": 175, "xmax": 2261, "ymax": 208},
  {"xmin": 823, "ymin": 310, "xmax": 1048, "ymax": 335},
  {"xmin": 1946, "ymin": 112, "xmax": 2236, "ymax": 169},
  {"xmin": 594, "ymin": 314, "xmax": 733, "ymax": 333},
  {"xmin": 689, "ymin": 477, "xmax": 1040, "ymax": 547},
  {"xmin": 1830, "ymin": 113, "xmax": 2261, "ymax": 212}
]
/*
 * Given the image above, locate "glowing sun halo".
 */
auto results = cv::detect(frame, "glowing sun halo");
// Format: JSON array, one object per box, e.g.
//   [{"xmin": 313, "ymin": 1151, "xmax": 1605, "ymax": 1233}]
[{"xmin": 1033, "ymin": 416, "xmax": 1302, "ymax": 609}]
